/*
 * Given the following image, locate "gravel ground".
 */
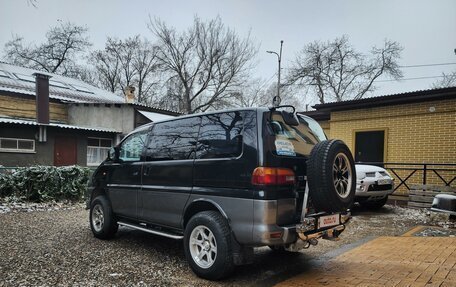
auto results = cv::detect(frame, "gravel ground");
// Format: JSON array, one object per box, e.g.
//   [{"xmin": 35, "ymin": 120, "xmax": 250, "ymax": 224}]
[{"xmin": 0, "ymin": 203, "xmax": 453, "ymax": 287}]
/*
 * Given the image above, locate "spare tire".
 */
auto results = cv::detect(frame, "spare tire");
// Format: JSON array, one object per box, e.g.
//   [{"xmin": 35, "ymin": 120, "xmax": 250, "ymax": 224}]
[{"xmin": 307, "ymin": 140, "xmax": 356, "ymax": 212}]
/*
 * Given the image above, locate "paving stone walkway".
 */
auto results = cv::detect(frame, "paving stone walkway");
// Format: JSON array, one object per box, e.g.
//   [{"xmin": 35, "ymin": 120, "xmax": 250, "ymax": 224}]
[{"xmin": 275, "ymin": 236, "xmax": 456, "ymax": 287}]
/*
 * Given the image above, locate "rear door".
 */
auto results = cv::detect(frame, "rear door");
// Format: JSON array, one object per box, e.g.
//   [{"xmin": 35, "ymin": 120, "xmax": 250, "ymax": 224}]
[
  {"xmin": 263, "ymin": 113, "xmax": 326, "ymax": 188},
  {"xmin": 262, "ymin": 112, "xmax": 328, "ymax": 219},
  {"xmin": 139, "ymin": 117, "xmax": 201, "ymax": 228}
]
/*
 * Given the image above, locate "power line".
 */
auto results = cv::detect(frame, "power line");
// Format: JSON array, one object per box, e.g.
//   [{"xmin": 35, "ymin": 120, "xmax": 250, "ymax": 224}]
[
  {"xmin": 375, "ymin": 75, "xmax": 445, "ymax": 83},
  {"xmin": 278, "ymin": 62, "xmax": 455, "ymax": 83},
  {"xmin": 258, "ymin": 72, "xmax": 277, "ymax": 90},
  {"xmin": 399, "ymin": 62, "xmax": 456, "ymax": 68},
  {"xmin": 282, "ymin": 62, "xmax": 456, "ymax": 71}
]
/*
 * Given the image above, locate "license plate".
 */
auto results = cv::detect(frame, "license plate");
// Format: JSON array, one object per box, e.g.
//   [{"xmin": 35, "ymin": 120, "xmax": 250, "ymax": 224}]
[
  {"xmin": 318, "ymin": 214, "xmax": 340, "ymax": 229},
  {"xmin": 377, "ymin": 179, "xmax": 391, "ymax": 185}
]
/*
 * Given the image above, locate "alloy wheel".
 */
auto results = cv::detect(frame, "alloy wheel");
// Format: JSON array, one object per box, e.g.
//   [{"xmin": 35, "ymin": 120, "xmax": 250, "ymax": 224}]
[
  {"xmin": 91, "ymin": 204, "xmax": 104, "ymax": 232},
  {"xmin": 332, "ymin": 153, "xmax": 352, "ymax": 199},
  {"xmin": 189, "ymin": 225, "xmax": 217, "ymax": 269}
]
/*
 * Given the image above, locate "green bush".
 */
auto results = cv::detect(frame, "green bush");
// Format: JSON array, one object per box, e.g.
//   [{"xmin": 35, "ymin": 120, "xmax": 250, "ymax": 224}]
[{"xmin": 0, "ymin": 165, "xmax": 90, "ymax": 202}]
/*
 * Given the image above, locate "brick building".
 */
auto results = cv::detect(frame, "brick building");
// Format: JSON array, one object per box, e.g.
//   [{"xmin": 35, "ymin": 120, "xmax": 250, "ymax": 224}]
[{"xmin": 301, "ymin": 87, "xmax": 456, "ymax": 200}]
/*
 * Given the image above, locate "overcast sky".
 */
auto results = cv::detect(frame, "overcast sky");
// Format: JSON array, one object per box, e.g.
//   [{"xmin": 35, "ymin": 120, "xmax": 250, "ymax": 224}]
[{"xmin": 1, "ymin": 0, "xmax": 455, "ymax": 104}]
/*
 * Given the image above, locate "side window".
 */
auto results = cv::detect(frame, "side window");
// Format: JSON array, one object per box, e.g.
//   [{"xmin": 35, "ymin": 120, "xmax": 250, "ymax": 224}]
[
  {"xmin": 146, "ymin": 117, "xmax": 200, "ymax": 160},
  {"xmin": 119, "ymin": 131, "xmax": 147, "ymax": 162},
  {"xmin": 197, "ymin": 112, "xmax": 243, "ymax": 159}
]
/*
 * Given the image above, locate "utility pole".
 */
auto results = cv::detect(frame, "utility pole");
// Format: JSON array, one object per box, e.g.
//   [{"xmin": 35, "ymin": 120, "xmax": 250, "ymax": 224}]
[{"xmin": 267, "ymin": 40, "xmax": 284, "ymax": 105}]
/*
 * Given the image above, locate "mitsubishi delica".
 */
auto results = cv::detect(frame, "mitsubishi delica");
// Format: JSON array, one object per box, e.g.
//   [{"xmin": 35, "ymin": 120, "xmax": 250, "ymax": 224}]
[{"xmin": 87, "ymin": 106, "xmax": 355, "ymax": 280}]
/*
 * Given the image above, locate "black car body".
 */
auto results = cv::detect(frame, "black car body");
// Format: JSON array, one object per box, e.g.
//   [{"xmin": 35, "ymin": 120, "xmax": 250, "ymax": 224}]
[{"xmin": 88, "ymin": 107, "xmax": 354, "ymax": 279}]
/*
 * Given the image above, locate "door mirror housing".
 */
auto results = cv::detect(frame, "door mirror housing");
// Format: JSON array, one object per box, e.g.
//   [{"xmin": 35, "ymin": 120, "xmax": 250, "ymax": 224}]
[{"xmin": 108, "ymin": 146, "xmax": 119, "ymax": 161}]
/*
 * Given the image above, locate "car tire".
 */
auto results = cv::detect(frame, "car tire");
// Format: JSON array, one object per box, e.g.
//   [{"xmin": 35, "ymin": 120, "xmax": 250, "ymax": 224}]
[
  {"xmin": 184, "ymin": 211, "xmax": 234, "ymax": 280},
  {"xmin": 89, "ymin": 195, "xmax": 118, "ymax": 239},
  {"xmin": 307, "ymin": 139, "xmax": 356, "ymax": 212},
  {"xmin": 360, "ymin": 196, "xmax": 388, "ymax": 210}
]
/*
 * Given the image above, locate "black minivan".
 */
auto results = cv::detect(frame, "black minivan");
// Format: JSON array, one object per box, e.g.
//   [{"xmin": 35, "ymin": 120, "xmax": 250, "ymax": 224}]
[{"xmin": 88, "ymin": 107, "xmax": 355, "ymax": 280}]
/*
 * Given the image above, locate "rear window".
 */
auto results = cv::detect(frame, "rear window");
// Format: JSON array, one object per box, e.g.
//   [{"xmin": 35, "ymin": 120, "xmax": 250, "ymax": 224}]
[{"xmin": 267, "ymin": 112, "xmax": 325, "ymax": 157}]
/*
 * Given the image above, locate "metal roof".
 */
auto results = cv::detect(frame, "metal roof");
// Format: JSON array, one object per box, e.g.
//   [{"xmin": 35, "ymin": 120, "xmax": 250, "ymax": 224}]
[
  {"xmin": 130, "ymin": 102, "xmax": 182, "ymax": 115},
  {"xmin": 137, "ymin": 110, "xmax": 175, "ymax": 122},
  {"xmin": 298, "ymin": 110, "xmax": 330, "ymax": 121},
  {"xmin": 312, "ymin": 86, "xmax": 456, "ymax": 111},
  {"xmin": 0, "ymin": 117, "xmax": 118, "ymax": 133},
  {"xmin": 0, "ymin": 62, "xmax": 125, "ymax": 103},
  {"xmin": 69, "ymin": 101, "xmax": 182, "ymax": 116}
]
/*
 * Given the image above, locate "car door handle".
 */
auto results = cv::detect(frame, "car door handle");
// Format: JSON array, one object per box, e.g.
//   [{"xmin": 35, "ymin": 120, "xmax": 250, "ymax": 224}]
[{"xmin": 143, "ymin": 166, "xmax": 151, "ymax": 176}]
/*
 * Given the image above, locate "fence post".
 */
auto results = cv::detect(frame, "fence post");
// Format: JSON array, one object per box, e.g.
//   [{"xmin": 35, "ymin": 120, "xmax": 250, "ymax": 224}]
[{"xmin": 423, "ymin": 164, "xmax": 427, "ymax": 185}]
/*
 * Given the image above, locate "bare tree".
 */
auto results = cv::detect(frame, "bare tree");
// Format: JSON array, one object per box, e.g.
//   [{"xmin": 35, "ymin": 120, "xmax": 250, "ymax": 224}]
[
  {"xmin": 235, "ymin": 78, "xmax": 301, "ymax": 108},
  {"xmin": 91, "ymin": 36, "xmax": 161, "ymax": 104},
  {"xmin": 27, "ymin": 0, "xmax": 38, "ymax": 8},
  {"xmin": 149, "ymin": 16, "xmax": 257, "ymax": 114},
  {"xmin": 132, "ymin": 38, "xmax": 161, "ymax": 104},
  {"xmin": 91, "ymin": 40, "xmax": 121, "ymax": 93},
  {"xmin": 432, "ymin": 71, "xmax": 456, "ymax": 88},
  {"xmin": 287, "ymin": 36, "xmax": 403, "ymax": 103},
  {"xmin": 3, "ymin": 22, "xmax": 91, "ymax": 76},
  {"xmin": 236, "ymin": 79, "xmax": 270, "ymax": 108}
]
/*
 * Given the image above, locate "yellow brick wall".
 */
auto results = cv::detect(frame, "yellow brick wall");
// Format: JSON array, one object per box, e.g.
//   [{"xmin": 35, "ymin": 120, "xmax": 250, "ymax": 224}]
[
  {"xmin": 0, "ymin": 94, "xmax": 68, "ymax": 123},
  {"xmin": 323, "ymin": 98, "xmax": 456, "ymax": 196},
  {"xmin": 328, "ymin": 99, "xmax": 456, "ymax": 163}
]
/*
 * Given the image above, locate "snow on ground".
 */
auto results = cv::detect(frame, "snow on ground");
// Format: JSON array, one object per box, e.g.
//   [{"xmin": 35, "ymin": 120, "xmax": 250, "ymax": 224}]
[{"xmin": 0, "ymin": 197, "xmax": 84, "ymax": 213}]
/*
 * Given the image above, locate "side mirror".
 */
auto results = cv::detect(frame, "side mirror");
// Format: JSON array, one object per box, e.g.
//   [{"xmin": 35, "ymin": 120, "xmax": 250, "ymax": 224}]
[{"xmin": 108, "ymin": 146, "xmax": 119, "ymax": 161}]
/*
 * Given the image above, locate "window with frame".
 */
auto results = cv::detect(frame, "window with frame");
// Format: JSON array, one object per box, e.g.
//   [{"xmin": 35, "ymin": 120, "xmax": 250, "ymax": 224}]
[
  {"xmin": 196, "ymin": 112, "xmax": 244, "ymax": 159},
  {"xmin": 87, "ymin": 138, "xmax": 112, "ymax": 166},
  {"xmin": 145, "ymin": 117, "xmax": 200, "ymax": 161},
  {"xmin": 0, "ymin": 138, "xmax": 35, "ymax": 153},
  {"xmin": 119, "ymin": 131, "xmax": 147, "ymax": 162}
]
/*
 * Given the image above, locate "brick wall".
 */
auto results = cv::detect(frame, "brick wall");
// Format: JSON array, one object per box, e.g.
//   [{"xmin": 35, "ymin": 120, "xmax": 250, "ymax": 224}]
[
  {"xmin": 328, "ymin": 98, "xmax": 455, "ymax": 163},
  {"xmin": 324, "ymin": 98, "xmax": 456, "ymax": 196}
]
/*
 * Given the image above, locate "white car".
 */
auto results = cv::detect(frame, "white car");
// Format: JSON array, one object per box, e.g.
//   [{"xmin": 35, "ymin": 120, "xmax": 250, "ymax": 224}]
[{"xmin": 355, "ymin": 164, "xmax": 395, "ymax": 209}]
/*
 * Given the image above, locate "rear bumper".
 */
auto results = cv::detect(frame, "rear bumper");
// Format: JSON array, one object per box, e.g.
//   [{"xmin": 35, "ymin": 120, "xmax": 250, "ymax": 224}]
[
  {"xmin": 251, "ymin": 198, "xmax": 351, "ymax": 245},
  {"xmin": 256, "ymin": 223, "xmax": 348, "ymax": 245},
  {"xmin": 251, "ymin": 199, "xmax": 298, "ymax": 245}
]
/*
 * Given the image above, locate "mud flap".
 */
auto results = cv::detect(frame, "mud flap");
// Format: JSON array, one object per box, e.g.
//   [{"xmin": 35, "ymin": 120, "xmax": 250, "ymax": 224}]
[{"xmin": 231, "ymin": 233, "xmax": 253, "ymax": 265}]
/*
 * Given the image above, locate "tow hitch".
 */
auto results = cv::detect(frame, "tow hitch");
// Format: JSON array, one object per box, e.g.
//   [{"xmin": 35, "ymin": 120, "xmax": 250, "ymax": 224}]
[
  {"xmin": 296, "ymin": 212, "xmax": 350, "ymax": 241},
  {"xmin": 295, "ymin": 180, "xmax": 352, "ymax": 245}
]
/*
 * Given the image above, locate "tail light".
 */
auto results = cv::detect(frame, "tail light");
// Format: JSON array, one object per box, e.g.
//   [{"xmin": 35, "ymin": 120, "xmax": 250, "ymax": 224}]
[{"xmin": 252, "ymin": 167, "xmax": 295, "ymax": 185}]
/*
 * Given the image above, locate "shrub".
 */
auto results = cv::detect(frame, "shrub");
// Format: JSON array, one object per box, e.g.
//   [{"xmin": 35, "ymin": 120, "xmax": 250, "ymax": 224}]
[{"xmin": 0, "ymin": 165, "xmax": 90, "ymax": 202}]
